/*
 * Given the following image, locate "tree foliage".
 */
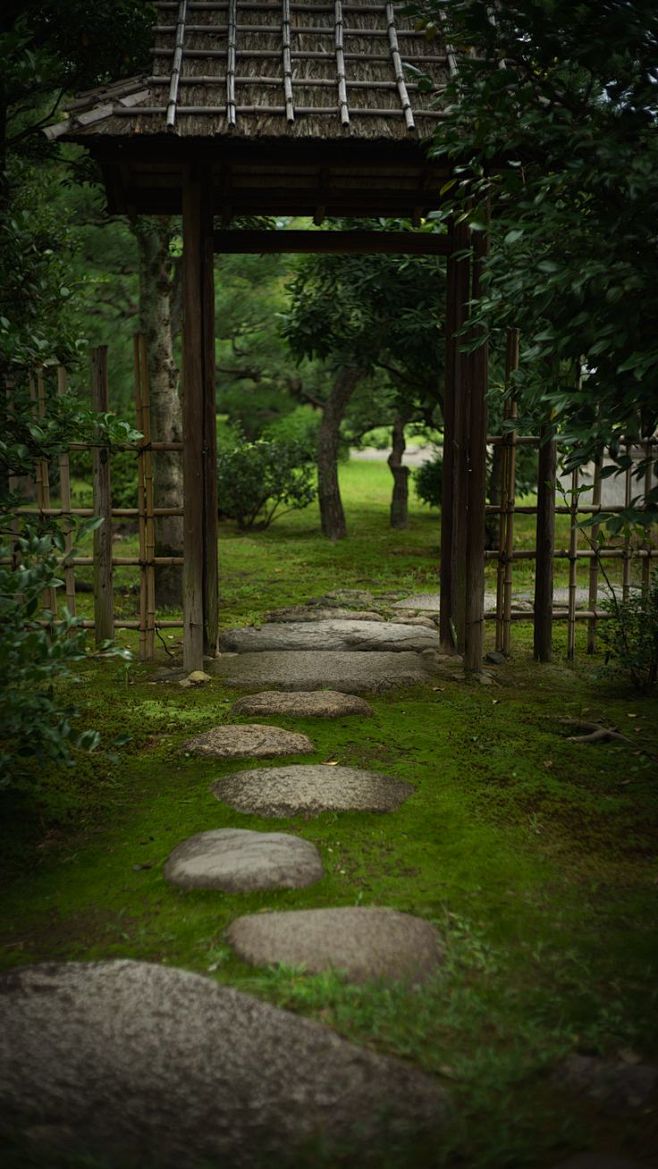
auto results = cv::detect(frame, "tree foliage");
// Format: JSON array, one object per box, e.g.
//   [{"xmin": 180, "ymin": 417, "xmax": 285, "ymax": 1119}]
[{"xmin": 413, "ymin": 0, "xmax": 658, "ymax": 517}]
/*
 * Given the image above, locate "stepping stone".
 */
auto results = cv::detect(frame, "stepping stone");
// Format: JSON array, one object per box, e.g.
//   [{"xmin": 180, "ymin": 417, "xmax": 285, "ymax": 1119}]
[
  {"xmin": 218, "ymin": 619, "xmax": 438, "ymax": 655},
  {"xmin": 227, "ymin": 907, "xmax": 443, "ymax": 985},
  {"xmin": 231, "ymin": 691, "xmax": 373, "ymax": 719},
  {"xmin": 393, "ymin": 591, "xmax": 500, "ymax": 614},
  {"xmin": 210, "ymin": 650, "xmax": 444, "ymax": 692},
  {"xmin": 182, "ymin": 724, "xmax": 314, "ymax": 759},
  {"xmin": 0, "ymin": 961, "xmax": 447, "ymax": 1169},
  {"xmin": 556, "ymin": 1053, "xmax": 658, "ymax": 1113},
  {"xmin": 164, "ymin": 828, "xmax": 323, "ymax": 892},
  {"xmin": 212, "ymin": 764, "xmax": 413, "ymax": 818},
  {"xmin": 265, "ymin": 605, "xmax": 385, "ymax": 623},
  {"xmin": 551, "ymin": 1157, "xmax": 646, "ymax": 1169}
]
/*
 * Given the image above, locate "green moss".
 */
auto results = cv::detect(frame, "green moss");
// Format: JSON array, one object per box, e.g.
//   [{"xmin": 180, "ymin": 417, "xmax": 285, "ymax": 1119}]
[{"xmin": 1, "ymin": 460, "xmax": 657, "ymax": 1169}]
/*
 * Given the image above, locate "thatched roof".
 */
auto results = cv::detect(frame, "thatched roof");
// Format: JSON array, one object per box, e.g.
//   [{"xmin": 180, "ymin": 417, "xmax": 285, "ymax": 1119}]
[{"xmin": 48, "ymin": 1, "xmax": 453, "ymax": 218}]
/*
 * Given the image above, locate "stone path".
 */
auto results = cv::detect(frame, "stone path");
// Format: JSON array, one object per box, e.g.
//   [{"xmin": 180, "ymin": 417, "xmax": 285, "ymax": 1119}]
[
  {"xmin": 210, "ymin": 649, "xmax": 451, "ymax": 692},
  {"xmin": 0, "ymin": 960, "xmax": 447, "ymax": 1169},
  {"xmin": 218, "ymin": 618, "xmax": 438, "ymax": 654},
  {"xmin": 182, "ymin": 723, "xmax": 314, "ymax": 759},
  {"xmin": 231, "ymin": 690, "xmax": 373, "ymax": 718},
  {"xmin": 393, "ymin": 585, "xmax": 614, "ymax": 615},
  {"xmin": 212, "ymin": 764, "xmax": 413, "ymax": 818},
  {"xmin": 227, "ymin": 907, "xmax": 443, "ymax": 985},
  {"xmin": 164, "ymin": 829, "xmax": 324, "ymax": 892},
  {"xmin": 14, "ymin": 582, "xmax": 632, "ymax": 1166}
]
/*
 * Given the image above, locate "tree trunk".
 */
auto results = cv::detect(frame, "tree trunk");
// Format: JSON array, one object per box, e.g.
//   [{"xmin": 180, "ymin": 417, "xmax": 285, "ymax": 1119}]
[
  {"xmin": 388, "ymin": 413, "xmax": 410, "ymax": 529},
  {"xmin": 317, "ymin": 366, "xmax": 361, "ymax": 540},
  {"xmin": 134, "ymin": 218, "xmax": 183, "ymax": 607}
]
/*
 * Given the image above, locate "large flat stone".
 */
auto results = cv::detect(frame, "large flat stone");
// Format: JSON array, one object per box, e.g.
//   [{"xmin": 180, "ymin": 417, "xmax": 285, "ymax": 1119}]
[
  {"xmin": 231, "ymin": 691, "xmax": 374, "ymax": 719},
  {"xmin": 0, "ymin": 961, "xmax": 447, "ymax": 1169},
  {"xmin": 227, "ymin": 907, "xmax": 443, "ymax": 985},
  {"xmin": 551, "ymin": 1157, "xmax": 648, "ymax": 1169},
  {"xmin": 218, "ymin": 619, "xmax": 438, "ymax": 655},
  {"xmin": 265, "ymin": 606, "xmax": 385, "ymax": 623},
  {"xmin": 164, "ymin": 829, "xmax": 324, "ymax": 892},
  {"xmin": 212, "ymin": 764, "xmax": 413, "ymax": 818},
  {"xmin": 182, "ymin": 724, "xmax": 314, "ymax": 759},
  {"xmin": 210, "ymin": 650, "xmax": 441, "ymax": 692},
  {"xmin": 556, "ymin": 1053, "xmax": 658, "ymax": 1113}
]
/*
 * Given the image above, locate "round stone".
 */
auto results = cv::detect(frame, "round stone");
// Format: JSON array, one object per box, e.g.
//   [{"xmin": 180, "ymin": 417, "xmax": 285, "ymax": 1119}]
[
  {"xmin": 182, "ymin": 723, "xmax": 314, "ymax": 759},
  {"xmin": 164, "ymin": 828, "xmax": 324, "ymax": 892},
  {"xmin": 0, "ymin": 961, "xmax": 448, "ymax": 1168},
  {"xmin": 212, "ymin": 764, "xmax": 413, "ymax": 818},
  {"xmin": 227, "ymin": 907, "xmax": 443, "ymax": 985},
  {"xmin": 230, "ymin": 691, "xmax": 373, "ymax": 719}
]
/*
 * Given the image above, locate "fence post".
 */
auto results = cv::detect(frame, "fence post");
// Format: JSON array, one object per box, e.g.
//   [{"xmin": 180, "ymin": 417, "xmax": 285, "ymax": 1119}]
[
  {"xmin": 534, "ymin": 424, "xmax": 557, "ymax": 661},
  {"xmin": 91, "ymin": 346, "xmax": 114, "ymax": 645},
  {"xmin": 57, "ymin": 366, "xmax": 76, "ymax": 617}
]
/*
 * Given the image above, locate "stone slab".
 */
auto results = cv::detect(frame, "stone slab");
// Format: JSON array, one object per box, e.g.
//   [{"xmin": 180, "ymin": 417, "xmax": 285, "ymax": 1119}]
[
  {"xmin": 213, "ymin": 764, "xmax": 413, "ymax": 818},
  {"xmin": 227, "ymin": 907, "xmax": 443, "ymax": 985},
  {"xmin": 0, "ymin": 960, "xmax": 447, "ymax": 1169},
  {"xmin": 164, "ymin": 828, "xmax": 323, "ymax": 892},
  {"xmin": 218, "ymin": 619, "xmax": 439, "ymax": 655},
  {"xmin": 210, "ymin": 650, "xmax": 441, "ymax": 693},
  {"xmin": 182, "ymin": 724, "xmax": 314, "ymax": 759},
  {"xmin": 265, "ymin": 606, "xmax": 385, "ymax": 623},
  {"xmin": 551, "ymin": 1157, "xmax": 648, "ymax": 1169},
  {"xmin": 231, "ymin": 691, "xmax": 373, "ymax": 719},
  {"xmin": 556, "ymin": 1053, "xmax": 658, "ymax": 1113}
]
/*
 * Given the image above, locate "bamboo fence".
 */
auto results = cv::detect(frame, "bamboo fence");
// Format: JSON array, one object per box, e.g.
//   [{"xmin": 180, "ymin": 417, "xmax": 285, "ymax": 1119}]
[
  {"xmin": 4, "ymin": 335, "xmax": 657, "ymax": 663},
  {"xmin": 6, "ymin": 340, "xmax": 184, "ymax": 661}
]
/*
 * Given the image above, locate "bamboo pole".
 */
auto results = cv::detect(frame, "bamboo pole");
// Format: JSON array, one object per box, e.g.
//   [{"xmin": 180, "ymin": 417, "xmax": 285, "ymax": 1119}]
[
  {"xmin": 335, "ymin": 0, "xmax": 350, "ymax": 127},
  {"xmin": 622, "ymin": 442, "xmax": 632, "ymax": 601},
  {"xmin": 534, "ymin": 424, "xmax": 557, "ymax": 661},
  {"xmin": 281, "ymin": 0, "xmax": 295, "ymax": 123},
  {"xmin": 567, "ymin": 467, "xmax": 579, "ymax": 661},
  {"xmin": 138, "ymin": 337, "xmax": 157, "ymax": 659},
  {"xmin": 496, "ymin": 327, "xmax": 519, "ymax": 655},
  {"xmin": 587, "ymin": 455, "xmax": 602, "ymax": 653},
  {"xmin": 642, "ymin": 440, "xmax": 652, "ymax": 596},
  {"xmin": 91, "ymin": 347, "xmax": 114, "ymax": 644},
  {"xmin": 34, "ymin": 371, "xmax": 57, "ymax": 615},
  {"xmin": 57, "ymin": 367, "xmax": 76, "ymax": 617},
  {"xmin": 134, "ymin": 335, "xmax": 148, "ymax": 661}
]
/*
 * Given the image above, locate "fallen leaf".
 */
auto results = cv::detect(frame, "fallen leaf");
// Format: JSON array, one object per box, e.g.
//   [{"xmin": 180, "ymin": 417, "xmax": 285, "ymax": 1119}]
[{"xmin": 323, "ymin": 760, "xmax": 339, "ymax": 766}]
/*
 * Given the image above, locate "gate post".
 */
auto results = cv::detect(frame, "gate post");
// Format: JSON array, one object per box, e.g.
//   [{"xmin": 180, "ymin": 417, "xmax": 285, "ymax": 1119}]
[{"xmin": 182, "ymin": 164, "xmax": 217, "ymax": 671}]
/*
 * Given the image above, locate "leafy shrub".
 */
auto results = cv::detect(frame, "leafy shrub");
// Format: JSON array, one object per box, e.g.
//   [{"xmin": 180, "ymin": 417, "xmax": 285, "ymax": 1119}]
[
  {"xmin": 599, "ymin": 574, "xmax": 658, "ymax": 692},
  {"xmin": 217, "ymin": 433, "xmax": 316, "ymax": 530},
  {"xmin": 264, "ymin": 405, "xmax": 321, "ymax": 461},
  {"xmin": 0, "ymin": 530, "xmax": 130, "ymax": 789},
  {"xmin": 413, "ymin": 453, "xmax": 443, "ymax": 508}
]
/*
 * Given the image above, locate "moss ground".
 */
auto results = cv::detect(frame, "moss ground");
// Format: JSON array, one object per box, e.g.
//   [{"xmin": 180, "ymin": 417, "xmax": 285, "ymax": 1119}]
[{"xmin": 2, "ymin": 460, "xmax": 657, "ymax": 1169}]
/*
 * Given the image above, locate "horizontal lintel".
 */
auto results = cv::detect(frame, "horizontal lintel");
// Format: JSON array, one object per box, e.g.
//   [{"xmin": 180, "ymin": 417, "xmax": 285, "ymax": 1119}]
[{"xmin": 213, "ymin": 228, "xmax": 449, "ymax": 255}]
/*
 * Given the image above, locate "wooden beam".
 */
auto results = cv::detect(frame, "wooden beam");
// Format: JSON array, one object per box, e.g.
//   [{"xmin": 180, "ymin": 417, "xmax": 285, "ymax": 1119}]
[
  {"xmin": 463, "ymin": 227, "xmax": 489, "ymax": 674},
  {"xmin": 439, "ymin": 222, "xmax": 459, "ymax": 650},
  {"xmin": 214, "ymin": 229, "xmax": 450, "ymax": 255},
  {"xmin": 201, "ymin": 170, "xmax": 219, "ymax": 656},
  {"xmin": 443, "ymin": 221, "xmax": 471, "ymax": 653},
  {"xmin": 182, "ymin": 166, "xmax": 206, "ymax": 672}
]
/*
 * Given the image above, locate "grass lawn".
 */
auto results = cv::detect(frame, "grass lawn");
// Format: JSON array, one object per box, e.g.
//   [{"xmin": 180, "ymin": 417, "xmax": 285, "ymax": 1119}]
[{"xmin": 2, "ymin": 459, "xmax": 657, "ymax": 1169}]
